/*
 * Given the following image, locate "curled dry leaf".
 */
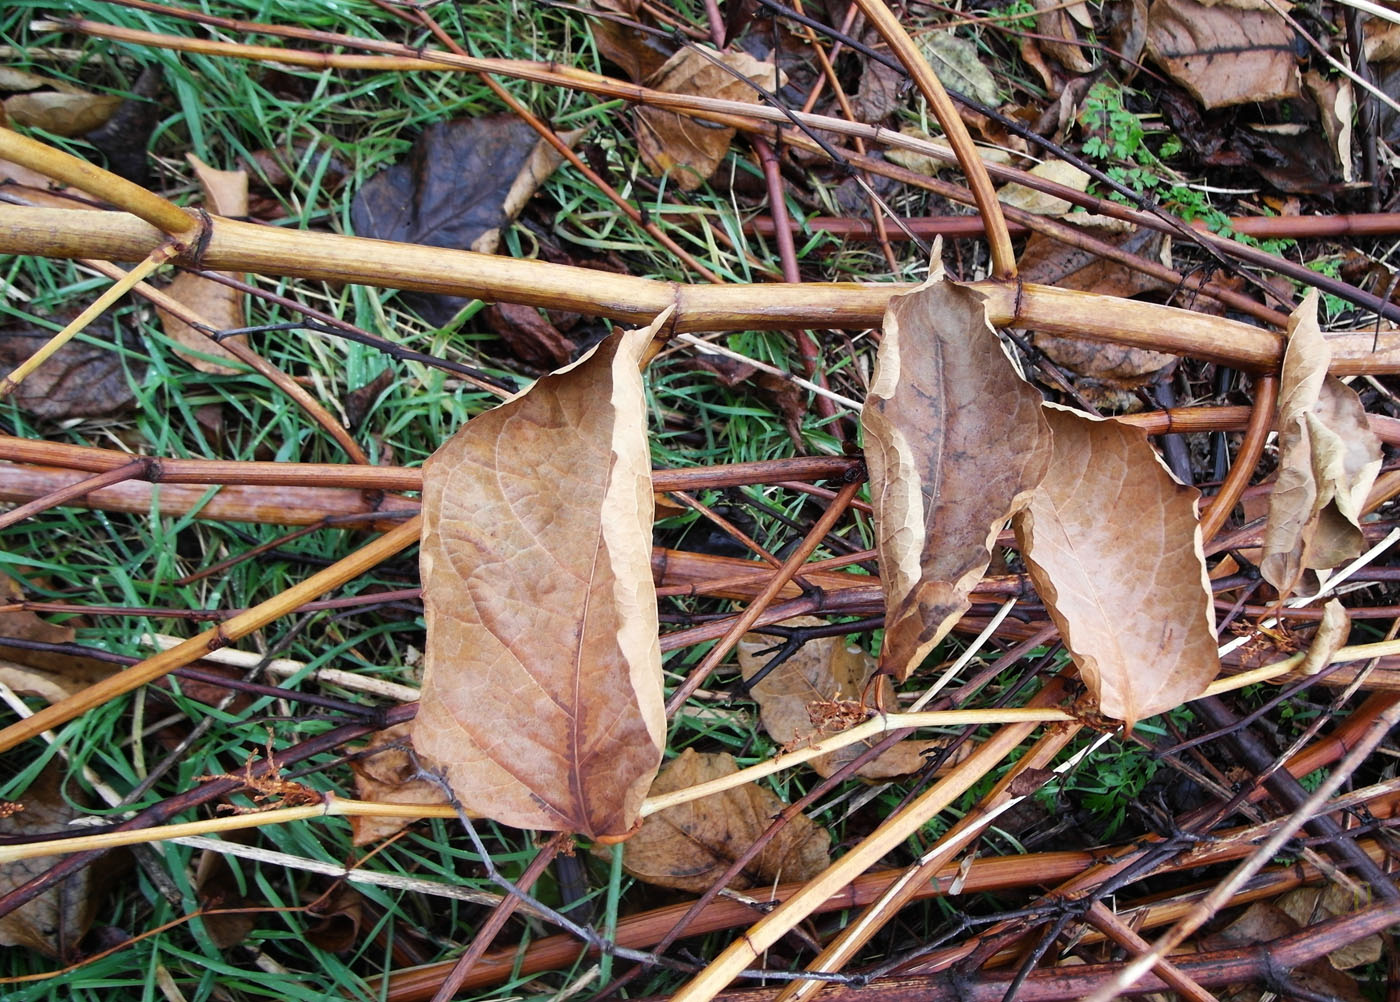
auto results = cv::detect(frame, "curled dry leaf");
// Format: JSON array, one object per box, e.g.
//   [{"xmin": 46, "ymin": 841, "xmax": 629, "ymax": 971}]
[
  {"xmin": 413, "ymin": 316, "xmax": 668, "ymax": 838},
  {"xmin": 1031, "ymin": 0, "xmax": 1096, "ymax": 74},
  {"xmin": 155, "ymin": 154, "xmax": 249, "ymax": 374},
  {"xmin": 862, "ymin": 261, "xmax": 1053, "ymax": 680},
  {"xmin": 349, "ymin": 723, "xmax": 449, "ymax": 845},
  {"xmin": 636, "ymin": 48, "xmax": 782, "ymax": 191},
  {"xmin": 1013, "ymin": 405, "xmax": 1219, "ymax": 726},
  {"xmin": 1295, "ymin": 599, "xmax": 1349, "ymax": 677},
  {"xmin": 1146, "ymin": 0, "xmax": 1300, "ymax": 108},
  {"xmin": 304, "ymin": 885, "xmax": 367, "ymax": 954},
  {"xmin": 616, "ymin": 749, "xmax": 830, "ymax": 893},
  {"xmin": 737, "ymin": 618, "xmax": 943, "ymax": 780},
  {"xmin": 1261, "ymin": 292, "xmax": 1383, "ymax": 595}
]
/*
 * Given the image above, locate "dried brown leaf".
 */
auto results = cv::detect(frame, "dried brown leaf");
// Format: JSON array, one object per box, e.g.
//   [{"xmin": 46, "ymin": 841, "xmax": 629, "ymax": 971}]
[
  {"xmin": 636, "ymin": 49, "xmax": 782, "ymax": 191},
  {"xmin": 349, "ymin": 723, "xmax": 449, "ymax": 845},
  {"xmin": 413, "ymin": 317, "xmax": 667, "ymax": 838},
  {"xmin": 156, "ymin": 154, "xmax": 248, "ymax": 374},
  {"xmin": 1261, "ymin": 292, "xmax": 1383, "ymax": 594},
  {"xmin": 1146, "ymin": 0, "xmax": 1300, "ymax": 108},
  {"xmin": 588, "ymin": 0, "xmax": 673, "ymax": 82},
  {"xmin": 195, "ymin": 836, "xmax": 257, "ymax": 948},
  {"xmin": 0, "ymin": 765, "xmax": 97, "ymax": 958},
  {"xmin": 862, "ymin": 263, "xmax": 1053, "ymax": 680},
  {"xmin": 737, "ymin": 618, "xmax": 941, "ymax": 779},
  {"xmin": 484, "ymin": 302, "xmax": 575, "ymax": 368},
  {"xmin": 1013, "ymin": 405, "xmax": 1219, "ymax": 726},
  {"xmin": 617, "ymin": 749, "xmax": 829, "ymax": 892}
]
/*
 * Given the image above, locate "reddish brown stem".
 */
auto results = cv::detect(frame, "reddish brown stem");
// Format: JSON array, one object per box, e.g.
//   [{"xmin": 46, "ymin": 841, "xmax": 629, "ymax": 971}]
[
  {"xmin": 0, "ymin": 437, "xmax": 858, "ymax": 492},
  {"xmin": 0, "ymin": 457, "xmax": 150, "ymax": 531},
  {"xmin": 702, "ymin": 897, "xmax": 1400, "ymax": 1002},
  {"xmin": 427, "ymin": 833, "xmax": 566, "ymax": 1002},
  {"xmin": 1199, "ymin": 373, "xmax": 1278, "ymax": 542},
  {"xmin": 750, "ymin": 212, "xmax": 1400, "ymax": 241},
  {"xmin": 752, "ymin": 135, "xmax": 837, "ymax": 429}
]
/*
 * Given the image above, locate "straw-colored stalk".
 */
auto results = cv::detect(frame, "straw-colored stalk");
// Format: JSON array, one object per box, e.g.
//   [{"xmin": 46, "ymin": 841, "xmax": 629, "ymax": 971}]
[
  {"xmin": 663, "ymin": 679, "xmax": 1073, "ymax": 1002},
  {"xmin": 0, "ymin": 206, "xmax": 1292, "ymax": 370}
]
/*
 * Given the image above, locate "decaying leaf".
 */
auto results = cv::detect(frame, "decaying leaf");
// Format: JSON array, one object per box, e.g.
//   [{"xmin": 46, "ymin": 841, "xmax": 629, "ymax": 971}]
[
  {"xmin": 1013, "ymin": 405, "xmax": 1219, "ymax": 726},
  {"xmin": 1203, "ymin": 899, "xmax": 1371, "ymax": 1000},
  {"xmin": 1304, "ymin": 70, "xmax": 1354, "ymax": 184},
  {"xmin": 1279, "ymin": 884, "xmax": 1384, "ymax": 971},
  {"xmin": 0, "ymin": 572, "xmax": 115, "ymax": 694},
  {"xmin": 0, "ymin": 321, "xmax": 137, "ymax": 419},
  {"xmin": 414, "ymin": 316, "xmax": 667, "ymax": 838},
  {"xmin": 853, "ymin": 40, "xmax": 906, "ymax": 123},
  {"xmin": 862, "ymin": 261, "xmax": 1053, "ymax": 680},
  {"xmin": 915, "ymin": 31, "xmax": 1000, "ymax": 109},
  {"xmin": 737, "ymin": 618, "xmax": 942, "ymax": 779},
  {"xmin": 617, "ymin": 749, "xmax": 829, "ymax": 892},
  {"xmin": 997, "ymin": 159, "xmax": 1091, "ymax": 216},
  {"xmin": 483, "ymin": 302, "xmax": 576, "ymax": 368},
  {"xmin": 1146, "ymin": 0, "xmax": 1300, "ymax": 108},
  {"xmin": 155, "ymin": 154, "xmax": 248, "ymax": 374},
  {"xmin": 886, "ymin": 127, "xmax": 951, "ymax": 177},
  {"xmin": 0, "ymin": 571, "xmax": 73, "ymax": 652},
  {"xmin": 351, "ymin": 116, "xmax": 580, "ymax": 324},
  {"xmin": 0, "ymin": 765, "xmax": 98, "ymax": 959},
  {"xmin": 1104, "ymin": 0, "xmax": 1149, "ymax": 80},
  {"xmin": 636, "ymin": 48, "xmax": 782, "ymax": 191},
  {"xmin": 1019, "ymin": 224, "xmax": 1177, "ymax": 386},
  {"xmin": 349, "ymin": 723, "xmax": 450, "ymax": 845},
  {"xmin": 1261, "ymin": 292, "xmax": 1383, "ymax": 595}
]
